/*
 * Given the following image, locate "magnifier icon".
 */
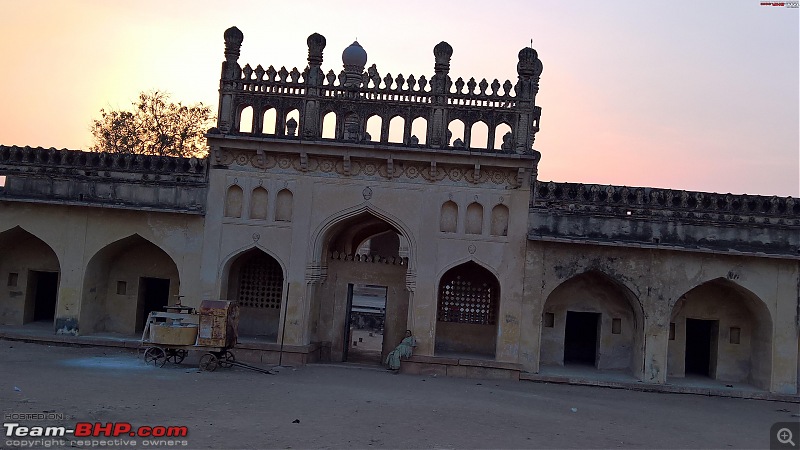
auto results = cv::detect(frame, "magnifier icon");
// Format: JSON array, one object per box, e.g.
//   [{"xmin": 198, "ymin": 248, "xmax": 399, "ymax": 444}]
[{"xmin": 778, "ymin": 428, "xmax": 796, "ymax": 446}]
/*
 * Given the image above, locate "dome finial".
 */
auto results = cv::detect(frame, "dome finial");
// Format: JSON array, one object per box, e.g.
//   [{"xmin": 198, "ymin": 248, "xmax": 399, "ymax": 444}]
[{"xmin": 342, "ymin": 41, "xmax": 368, "ymax": 68}]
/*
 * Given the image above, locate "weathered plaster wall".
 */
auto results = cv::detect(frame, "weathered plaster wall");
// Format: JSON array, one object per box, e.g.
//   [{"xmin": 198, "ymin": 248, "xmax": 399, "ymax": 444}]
[
  {"xmin": 521, "ymin": 240, "xmax": 799, "ymax": 394},
  {"xmin": 98, "ymin": 240, "xmax": 180, "ymax": 334},
  {"xmin": 435, "ymin": 322, "xmax": 497, "ymax": 356},
  {"xmin": 0, "ymin": 201, "xmax": 204, "ymax": 335},
  {"xmin": 539, "ymin": 272, "xmax": 639, "ymax": 372},
  {"xmin": 666, "ymin": 280, "xmax": 770, "ymax": 388}
]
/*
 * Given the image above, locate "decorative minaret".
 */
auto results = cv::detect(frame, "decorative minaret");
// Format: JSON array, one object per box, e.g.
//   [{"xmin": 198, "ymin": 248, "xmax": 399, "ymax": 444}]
[
  {"xmin": 217, "ymin": 26, "xmax": 244, "ymax": 134},
  {"xmin": 341, "ymin": 41, "xmax": 367, "ymax": 141},
  {"xmin": 302, "ymin": 33, "xmax": 327, "ymax": 139},
  {"xmin": 428, "ymin": 41, "xmax": 452, "ymax": 148},
  {"xmin": 513, "ymin": 46, "xmax": 543, "ymax": 153}
]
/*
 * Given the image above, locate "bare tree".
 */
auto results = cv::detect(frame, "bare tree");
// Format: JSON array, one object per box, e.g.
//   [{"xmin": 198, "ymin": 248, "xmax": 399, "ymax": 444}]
[{"xmin": 90, "ymin": 91, "xmax": 214, "ymax": 158}]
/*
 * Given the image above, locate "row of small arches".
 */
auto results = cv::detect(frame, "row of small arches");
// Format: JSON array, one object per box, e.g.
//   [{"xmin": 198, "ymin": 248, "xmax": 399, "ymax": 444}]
[
  {"xmin": 224, "ymin": 185, "xmax": 293, "ymax": 222},
  {"xmin": 237, "ymin": 106, "xmax": 513, "ymax": 150},
  {"xmin": 440, "ymin": 201, "xmax": 509, "ymax": 236}
]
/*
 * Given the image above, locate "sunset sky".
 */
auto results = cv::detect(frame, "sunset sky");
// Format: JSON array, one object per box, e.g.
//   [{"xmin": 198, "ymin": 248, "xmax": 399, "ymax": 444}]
[{"xmin": 0, "ymin": 0, "xmax": 797, "ymax": 196}]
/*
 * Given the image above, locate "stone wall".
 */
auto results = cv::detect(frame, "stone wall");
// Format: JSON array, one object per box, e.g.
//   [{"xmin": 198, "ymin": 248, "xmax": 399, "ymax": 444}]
[
  {"xmin": 0, "ymin": 201, "xmax": 205, "ymax": 335},
  {"xmin": 531, "ymin": 181, "xmax": 800, "ymax": 257},
  {"xmin": 0, "ymin": 146, "xmax": 207, "ymax": 214},
  {"xmin": 520, "ymin": 240, "xmax": 799, "ymax": 394}
]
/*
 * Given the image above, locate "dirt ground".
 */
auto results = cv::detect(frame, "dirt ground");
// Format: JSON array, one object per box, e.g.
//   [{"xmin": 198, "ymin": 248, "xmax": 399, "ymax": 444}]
[{"xmin": 0, "ymin": 341, "xmax": 797, "ymax": 449}]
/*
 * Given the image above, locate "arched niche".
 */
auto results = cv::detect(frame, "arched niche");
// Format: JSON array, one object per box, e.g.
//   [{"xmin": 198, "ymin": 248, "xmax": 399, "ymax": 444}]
[
  {"xmin": 225, "ymin": 185, "xmax": 244, "ymax": 218},
  {"xmin": 80, "ymin": 234, "xmax": 180, "ymax": 334},
  {"xmin": 668, "ymin": 278, "xmax": 772, "ymax": 390},
  {"xmin": 250, "ymin": 187, "xmax": 268, "ymax": 220},
  {"xmin": 440, "ymin": 201, "xmax": 458, "ymax": 233},
  {"xmin": 225, "ymin": 248, "xmax": 284, "ymax": 341},
  {"xmin": 0, "ymin": 227, "xmax": 61, "ymax": 326},
  {"xmin": 539, "ymin": 271, "xmax": 644, "ymax": 378},
  {"xmin": 436, "ymin": 261, "xmax": 500, "ymax": 358}
]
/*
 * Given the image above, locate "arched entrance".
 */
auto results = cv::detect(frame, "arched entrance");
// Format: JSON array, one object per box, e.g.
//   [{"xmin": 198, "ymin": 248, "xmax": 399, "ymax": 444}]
[
  {"xmin": 313, "ymin": 211, "xmax": 411, "ymax": 364},
  {"xmin": 539, "ymin": 271, "xmax": 644, "ymax": 378},
  {"xmin": 0, "ymin": 227, "xmax": 60, "ymax": 326},
  {"xmin": 224, "ymin": 248, "xmax": 284, "ymax": 341},
  {"xmin": 80, "ymin": 235, "xmax": 180, "ymax": 334},
  {"xmin": 435, "ymin": 261, "xmax": 500, "ymax": 358},
  {"xmin": 668, "ymin": 278, "xmax": 772, "ymax": 390}
]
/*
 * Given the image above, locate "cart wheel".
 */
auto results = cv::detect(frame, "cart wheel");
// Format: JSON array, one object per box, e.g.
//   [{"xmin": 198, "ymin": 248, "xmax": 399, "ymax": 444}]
[
  {"xmin": 167, "ymin": 349, "xmax": 188, "ymax": 364},
  {"xmin": 199, "ymin": 353, "xmax": 218, "ymax": 372},
  {"xmin": 175, "ymin": 349, "xmax": 188, "ymax": 364},
  {"xmin": 144, "ymin": 347, "xmax": 167, "ymax": 368},
  {"xmin": 219, "ymin": 350, "xmax": 235, "ymax": 369}
]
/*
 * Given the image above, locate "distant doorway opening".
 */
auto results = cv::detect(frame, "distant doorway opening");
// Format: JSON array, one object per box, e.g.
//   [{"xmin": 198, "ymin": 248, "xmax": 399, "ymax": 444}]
[
  {"xmin": 344, "ymin": 283, "xmax": 387, "ymax": 364},
  {"xmin": 28, "ymin": 271, "xmax": 59, "ymax": 323},
  {"xmin": 136, "ymin": 277, "xmax": 170, "ymax": 332},
  {"xmin": 685, "ymin": 318, "xmax": 718, "ymax": 377},
  {"xmin": 564, "ymin": 311, "xmax": 600, "ymax": 366}
]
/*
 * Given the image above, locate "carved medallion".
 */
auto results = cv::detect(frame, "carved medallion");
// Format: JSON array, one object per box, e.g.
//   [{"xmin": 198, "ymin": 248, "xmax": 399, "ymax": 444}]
[
  {"xmin": 362, "ymin": 187, "xmax": 373, "ymax": 200},
  {"xmin": 320, "ymin": 159, "xmax": 334, "ymax": 172}
]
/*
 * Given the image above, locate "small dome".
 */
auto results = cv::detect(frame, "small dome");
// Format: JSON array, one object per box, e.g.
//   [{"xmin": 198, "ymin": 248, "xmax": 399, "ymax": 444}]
[{"xmin": 342, "ymin": 41, "xmax": 367, "ymax": 67}]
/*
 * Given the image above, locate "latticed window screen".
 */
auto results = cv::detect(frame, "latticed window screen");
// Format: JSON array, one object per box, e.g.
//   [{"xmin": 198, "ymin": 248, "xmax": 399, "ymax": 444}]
[
  {"xmin": 237, "ymin": 254, "xmax": 283, "ymax": 309},
  {"xmin": 437, "ymin": 274, "xmax": 497, "ymax": 325}
]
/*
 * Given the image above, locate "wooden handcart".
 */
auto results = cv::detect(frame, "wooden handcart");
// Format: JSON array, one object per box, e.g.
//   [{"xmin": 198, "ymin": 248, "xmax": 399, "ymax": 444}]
[{"xmin": 141, "ymin": 300, "xmax": 239, "ymax": 372}]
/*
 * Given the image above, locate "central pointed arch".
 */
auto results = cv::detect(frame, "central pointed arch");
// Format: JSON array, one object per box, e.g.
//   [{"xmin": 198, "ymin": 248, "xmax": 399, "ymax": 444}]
[
  {"xmin": 310, "ymin": 205, "xmax": 416, "ymax": 364},
  {"xmin": 310, "ymin": 204, "xmax": 417, "ymax": 272}
]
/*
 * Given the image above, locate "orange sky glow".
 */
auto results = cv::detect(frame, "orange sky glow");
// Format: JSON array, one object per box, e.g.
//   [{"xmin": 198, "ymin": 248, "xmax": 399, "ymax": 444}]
[{"xmin": 0, "ymin": 0, "xmax": 797, "ymax": 196}]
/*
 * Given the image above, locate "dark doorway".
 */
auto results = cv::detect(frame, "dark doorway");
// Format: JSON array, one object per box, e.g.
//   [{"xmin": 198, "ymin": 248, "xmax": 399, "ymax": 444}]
[
  {"xmin": 564, "ymin": 311, "xmax": 600, "ymax": 365},
  {"xmin": 29, "ymin": 271, "xmax": 59, "ymax": 322},
  {"xmin": 685, "ymin": 318, "xmax": 718, "ymax": 377},
  {"xmin": 344, "ymin": 283, "xmax": 387, "ymax": 364},
  {"xmin": 136, "ymin": 277, "xmax": 170, "ymax": 332}
]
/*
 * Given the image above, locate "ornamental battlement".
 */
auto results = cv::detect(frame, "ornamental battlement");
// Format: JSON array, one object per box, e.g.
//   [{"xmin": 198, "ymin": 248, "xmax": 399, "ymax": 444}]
[
  {"xmin": 212, "ymin": 26, "xmax": 543, "ymax": 154},
  {"xmin": 533, "ymin": 180, "xmax": 800, "ymax": 226},
  {"xmin": 0, "ymin": 145, "xmax": 207, "ymax": 214}
]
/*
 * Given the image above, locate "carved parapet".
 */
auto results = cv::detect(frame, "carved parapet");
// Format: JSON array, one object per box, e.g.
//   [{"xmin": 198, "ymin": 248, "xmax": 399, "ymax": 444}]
[
  {"xmin": 0, "ymin": 146, "xmax": 208, "ymax": 214},
  {"xmin": 0, "ymin": 145, "xmax": 207, "ymax": 177},
  {"xmin": 530, "ymin": 181, "xmax": 800, "ymax": 258},
  {"xmin": 533, "ymin": 181, "xmax": 800, "ymax": 226},
  {"xmin": 216, "ymin": 27, "xmax": 543, "ymax": 154}
]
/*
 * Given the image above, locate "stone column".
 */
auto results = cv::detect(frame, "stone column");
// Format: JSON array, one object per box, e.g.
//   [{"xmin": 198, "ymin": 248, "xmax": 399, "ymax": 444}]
[
  {"xmin": 341, "ymin": 41, "xmax": 367, "ymax": 141},
  {"xmin": 428, "ymin": 42, "xmax": 452, "ymax": 149},
  {"xmin": 512, "ymin": 47, "xmax": 542, "ymax": 154},
  {"xmin": 302, "ymin": 33, "xmax": 326, "ymax": 140},
  {"xmin": 217, "ymin": 27, "xmax": 243, "ymax": 134}
]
